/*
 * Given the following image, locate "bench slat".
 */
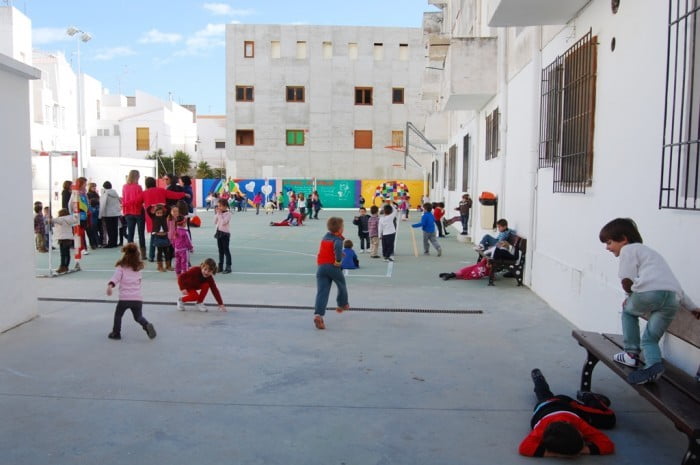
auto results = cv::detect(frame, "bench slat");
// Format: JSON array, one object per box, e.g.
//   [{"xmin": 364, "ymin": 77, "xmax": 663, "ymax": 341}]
[{"xmin": 572, "ymin": 330, "xmax": 700, "ymax": 437}]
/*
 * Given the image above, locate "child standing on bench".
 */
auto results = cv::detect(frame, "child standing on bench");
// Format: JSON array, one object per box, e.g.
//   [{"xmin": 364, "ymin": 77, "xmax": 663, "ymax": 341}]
[{"xmin": 599, "ymin": 218, "xmax": 700, "ymax": 385}]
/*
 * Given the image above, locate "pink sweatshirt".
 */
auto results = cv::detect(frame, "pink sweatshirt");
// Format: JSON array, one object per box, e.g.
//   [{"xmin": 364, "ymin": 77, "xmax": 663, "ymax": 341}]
[
  {"xmin": 214, "ymin": 210, "xmax": 231, "ymax": 233},
  {"xmin": 109, "ymin": 266, "xmax": 143, "ymax": 301}
]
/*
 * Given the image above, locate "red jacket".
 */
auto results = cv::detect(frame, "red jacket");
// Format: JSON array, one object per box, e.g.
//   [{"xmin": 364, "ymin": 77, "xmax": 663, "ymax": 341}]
[
  {"xmin": 122, "ymin": 183, "xmax": 144, "ymax": 216},
  {"xmin": 177, "ymin": 266, "xmax": 223, "ymax": 305},
  {"xmin": 141, "ymin": 187, "xmax": 186, "ymax": 232},
  {"xmin": 519, "ymin": 411, "xmax": 614, "ymax": 457},
  {"xmin": 317, "ymin": 232, "xmax": 343, "ymax": 265}
]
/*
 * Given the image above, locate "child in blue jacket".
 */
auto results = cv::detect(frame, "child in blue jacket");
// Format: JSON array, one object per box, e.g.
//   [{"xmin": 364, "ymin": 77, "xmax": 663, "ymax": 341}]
[
  {"xmin": 412, "ymin": 203, "xmax": 442, "ymax": 256},
  {"xmin": 341, "ymin": 239, "xmax": 359, "ymax": 269}
]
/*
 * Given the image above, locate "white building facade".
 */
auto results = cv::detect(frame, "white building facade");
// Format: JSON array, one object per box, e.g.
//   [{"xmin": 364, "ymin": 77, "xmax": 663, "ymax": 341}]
[
  {"xmin": 225, "ymin": 24, "xmax": 430, "ymax": 180},
  {"xmin": 195, "ymin": 114, "xmax": 227, "ymax": 171},
  {"xmin": 424, "ymin": 0, "xmax": 700, "ymax": 374}
]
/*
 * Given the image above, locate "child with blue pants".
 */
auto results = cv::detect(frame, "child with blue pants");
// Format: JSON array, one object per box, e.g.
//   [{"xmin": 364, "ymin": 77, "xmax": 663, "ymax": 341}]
[
  {"xmin": 599, "ymin": 218, "xmax": 700, "ymax": 384},
  {"xmin": 313, "ymin": 217, "xmax": 349, "ymax": 330}
]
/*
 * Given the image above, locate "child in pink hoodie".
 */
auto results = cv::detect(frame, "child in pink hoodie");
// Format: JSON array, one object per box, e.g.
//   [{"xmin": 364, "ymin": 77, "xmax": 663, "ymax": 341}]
[{"xmin": 106, "ymin": 243, "xmax": 157, "ymax": 340}]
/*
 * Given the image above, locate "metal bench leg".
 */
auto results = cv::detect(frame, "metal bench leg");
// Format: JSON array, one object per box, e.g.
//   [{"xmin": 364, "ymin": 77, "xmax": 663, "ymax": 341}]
[
  {"xmin": 488, "ymin": 268, "xmax": 495, "ymax": 286},
  {"xmin": 682, "ymin": 436, "xmax": 700, "ymax": 465},
  {"xmin": 578, "ymin": 350, "xmax": 599, "ymax": 394}
]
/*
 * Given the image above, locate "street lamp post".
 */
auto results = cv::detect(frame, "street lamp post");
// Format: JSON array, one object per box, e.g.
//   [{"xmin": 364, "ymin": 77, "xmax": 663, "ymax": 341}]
[{"xmin": 66, "ymin": 26, "xmax": 92, "ymax": 177}]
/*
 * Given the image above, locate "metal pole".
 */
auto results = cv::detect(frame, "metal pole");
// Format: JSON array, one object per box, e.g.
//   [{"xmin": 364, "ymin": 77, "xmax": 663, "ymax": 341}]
[{"xmin": 47, "ymin": 151, "xmax": 53, "ymax": 275}]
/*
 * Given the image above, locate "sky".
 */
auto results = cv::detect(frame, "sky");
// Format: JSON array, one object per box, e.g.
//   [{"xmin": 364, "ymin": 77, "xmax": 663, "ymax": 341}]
[{"xmin": 19, "ymin": 0, "xmax": 434, "ymax": 115}]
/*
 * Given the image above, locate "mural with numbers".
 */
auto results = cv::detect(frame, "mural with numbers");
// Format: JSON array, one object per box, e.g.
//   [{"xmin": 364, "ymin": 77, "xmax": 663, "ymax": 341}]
[{"xmin": 282, "ymin": 179, "xmax": 359, "ymax": 208}]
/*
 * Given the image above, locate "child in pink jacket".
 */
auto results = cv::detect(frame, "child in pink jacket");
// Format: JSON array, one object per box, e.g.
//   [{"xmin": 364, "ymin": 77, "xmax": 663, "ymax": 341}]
[{"xmin": 106, "ymin": 243, "xmax": 156, "ymax": 340}]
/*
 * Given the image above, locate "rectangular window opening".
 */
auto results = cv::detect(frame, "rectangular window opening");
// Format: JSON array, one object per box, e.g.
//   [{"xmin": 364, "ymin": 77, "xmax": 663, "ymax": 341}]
[
  {"xmin": 286, "ymin": 86, "xmax": 305, "ymax": 102},
  {"xmin": 448, "ymin": 144, "xmax": 457, "ymax": 191},
  {"xmin": 271, "ymin": 40, "xmax": 281, "ymax": 59},
  {"xmin": 136, "ymin": 127, "xmax": 150, "ymax": 151},
  {"xmin": 286, "ymin": 130, "xmax": 305, "ymax": 146},
  {"xmin": 215, "ymin": 141, "xmax": 226, "ymax": 149},
  {"xmin": 462, "ymin": 134, "xmax": 470, "ymax": 191},
  {"xmin": 349, "ymin": 42, "xmax": 358, "ymax": 60},
  {"xmin": 392, "ymin": 87, "xmax": 405, "ymax": 104},
  {"xmin": 373, "ymin": 43, "xmax": 384, "ymax": 61},
  {"xmin": 484, "ymin": 108, "xmax": 499, "ymax": 161},
  {"xmin": 660, "ymin": 2, "xmax": 700, "ymax": 210},
  {"xmin": 355, "ymin": 87, "xmax": 373, "ymax": 105},
  {"xmin": 236, "ymin": 130, "xmax": 254, "ymax": 146},
  {"xmin": 399, "ymin": 43, "xmax": 409, "ymax": 61},
  {"xmin": 244, "ymin": 41, "xmax": 255, "ymax": 58},
  {"xmin": 323, "ymin": 41, "xmax": 333, "ymax": 59},
  {"xmin": 354, "ymin": 130, "xmax": 373, "ymax": 149},
  {"xmin": 392, "ymin": 130, "xmax": 404, "ymax": 147},
  {"xmin": 296, "ymin": 41, "xmax": 307, "ymax": 59},
  {"xmin": 235, "ymin": 86, "xmax": 254, "ymax": 102},
  {"xmin": 538, "ymin": 30, "xmax": 597, "ymax": 194}
]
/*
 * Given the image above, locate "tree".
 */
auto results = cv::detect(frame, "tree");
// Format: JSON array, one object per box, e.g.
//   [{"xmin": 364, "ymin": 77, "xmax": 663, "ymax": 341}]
[
  {"xmin": 212, "ymin": 167, "xmax": 226, "ymax": 179},
  {"xmin": 145, "ymin": 149, "xmax": 192, "ymax": 177},
  {"xmin": 195, "ymin": 161, "xmax": 215, "ymax": 179}
]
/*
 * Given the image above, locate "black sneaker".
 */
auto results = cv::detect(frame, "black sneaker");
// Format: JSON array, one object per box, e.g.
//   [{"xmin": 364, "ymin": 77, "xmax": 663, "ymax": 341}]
[
  {"xmin": 531, "ymin": 368, "xmax": 546, "ymax": 383},
  {"xmin": 108, "ymin": 332, "xmax": 121, "ymax": 340},
  {"xmin": 145, "ymin": 323, "xmax": 157, "ymax": 339}
]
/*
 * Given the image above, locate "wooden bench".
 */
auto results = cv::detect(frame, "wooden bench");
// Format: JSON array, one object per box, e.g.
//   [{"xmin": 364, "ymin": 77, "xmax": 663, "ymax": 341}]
[
  {"xmin": 477, "ymin": 235, "xmax": 527, "ymax": 286},
  {"xmin": 572, "ymin": 310, "xmax": 700, "ymax": 465}
]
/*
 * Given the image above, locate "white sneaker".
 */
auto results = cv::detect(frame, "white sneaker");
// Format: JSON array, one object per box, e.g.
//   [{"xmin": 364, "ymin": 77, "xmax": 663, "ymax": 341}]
[
  {"xmin": 613, "ymin": 351, "xmax": 642, "ymax": 367},
  {"xmin": 82, "ymin": 249, "xmax": 89, "ymax": 255},
  {"xmin": 437, "ymin": 248, "xmax": 442, "ymax": 257},
  {"xmin": 176, "ymin": 297, "xmax": 185, "ymax": 311},
  {"xmin": 196, "ymin": 303, "xmax": 208, "ymax": 312}
]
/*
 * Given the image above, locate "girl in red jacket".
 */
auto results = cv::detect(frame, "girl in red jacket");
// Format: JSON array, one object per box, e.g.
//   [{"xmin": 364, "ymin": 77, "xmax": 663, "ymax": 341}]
[{"xmin": 176, "ymin": 258, "xmax": 226, "ymax": 312}]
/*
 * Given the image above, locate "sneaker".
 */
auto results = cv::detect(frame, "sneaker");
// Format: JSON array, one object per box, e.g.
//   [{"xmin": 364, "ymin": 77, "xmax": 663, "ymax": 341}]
[
  {"xmin": 531, "ymin": 368, "xmax": 546, "ymax": 384},
  {"xmin": 176, "ymin": 297, "xmax": 185, "ymax": 311},
  {"xmin": 313, "ymin": 314, "xmax": 326, "ymax": 330},
  {"xmin": 196, "ymin": 303, "xmax": 208, "ymax": 312},
  {"xmin": 423, "ymin": 252, "xmax": 430, "ymax": 256},
  {"xmin": 371, "ymin": 255, "xmax": 380, "ymax": 259},
  {"xmin": 108, "ymin": 332, "xmax": 121, "ymax": 340},
  {"xmin": 387, "ymin": 257, "xmax": 394, "ymax": 262},
  {"xmin": 336, "ymin": 304, "xmax": 349, "ymax": 314},
  {"xmin": 384, "ymin": 258, "xmax": 389, "ymax": 262},
  {"xmin": 82, "ymin": 249, "xmax": 89, "ymax": 255},
  {"xmin": 613, "ymin": 351, "xmax": 642, "ymax": 368},
  {"xmin": 627, "ymin": 362, "xmax": 665, "ymax": 385},
  {"xmin": 437, "ymin": 248, "xmax": 442, "ymax": 257},
  {"xmin": 145, "ymin": 323, "xmax": 157, "ymax": 339},
  {"xmin": 221, "ymin": 269, "xmax": 231, "ymax": 274}
]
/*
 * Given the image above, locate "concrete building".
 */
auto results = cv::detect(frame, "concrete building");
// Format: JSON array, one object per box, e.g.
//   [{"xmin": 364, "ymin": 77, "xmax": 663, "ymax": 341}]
[
  {"xmin": 423, "ymin": 0, "xmax": 700, "ymax": 374},
  {"xmin": 225, "ymin": 24, "xmax": 431, "ymax": 180}
]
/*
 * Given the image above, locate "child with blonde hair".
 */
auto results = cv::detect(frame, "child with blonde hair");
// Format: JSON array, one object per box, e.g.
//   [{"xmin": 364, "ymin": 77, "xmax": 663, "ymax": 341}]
[{"xmin": 106, "ymin": 243, "xmax": 156, "ymax": 340}]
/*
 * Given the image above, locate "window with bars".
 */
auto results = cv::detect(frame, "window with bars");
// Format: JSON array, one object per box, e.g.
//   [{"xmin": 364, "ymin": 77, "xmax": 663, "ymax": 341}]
[
  {"xmin": 355, "ymin": 87, "xmax": 373, "ymax": 105},
  {"xmin": 448, "ymin": 144, "xmax": 457, "ymax": 191},
  {"xmin": 392, "ymin": 130, "xmax": 404, "ymax": 147},
  {"xmin": 286, "ymin": 130, "xmax": 305, "ymax": 146},
  {"xmin": 286, "ymin": 86, "xmax": 305, "ymax": 102},
  {"xmin": 538, "ymin": 31, "xmax": 597, "ymax": 193},
  {"xmin": 660, "ymin": 1, "xmax": 700, "ymax": 210},
  {"xmin": 462, "ymin": 134, "xmax": 470, "ymax": 191},
  {"xmin": 236, "ymin": 86, "xmax": 254, "ymax": 102},
  {"xmin": 485, "ymin": 108, "xmax": 499, "ymax": 160}
]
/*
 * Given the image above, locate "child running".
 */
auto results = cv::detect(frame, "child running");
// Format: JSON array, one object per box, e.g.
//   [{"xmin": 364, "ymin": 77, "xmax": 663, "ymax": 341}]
[
  {"xmin": 176, "ymin": 258, "xmax": 226, "ymax": 312},
  {"xmin": 106, "ymin": 243, "xmax": 156, "ymax": 340},
  {"xmin": 313, "ymin": 217, "xmax": 350, "ymax": 330},
  {"xmin": 214, "ymin": 198, "xmax": 232, "ymax": 274},
  {"xmin": 599, "ymin": 218, "xmax": 700, "ymax": 384},
  {"xmin": 412, "ymin": 202, "xmax": 442, "ymax": 257}
]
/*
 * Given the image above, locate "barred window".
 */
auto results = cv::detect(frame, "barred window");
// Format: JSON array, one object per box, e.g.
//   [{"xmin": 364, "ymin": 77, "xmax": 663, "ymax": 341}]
[
  {"xmin": 448, "ymin": 144, "xmax": 457, "ymax": 191},
  {"xmin": 462, "ymin": 134, "xmax": 470, "ymax": 191},
  {"xmin": 660, "ymin": 1, "xmax": 700, "ymax": 210},
  {"xmin": 485, "ymin": 108, "xmax": 499, "ymax": 160},
  {"xmin": 538, "ymin": 31, "xmax": 597, "ymax": 193}
]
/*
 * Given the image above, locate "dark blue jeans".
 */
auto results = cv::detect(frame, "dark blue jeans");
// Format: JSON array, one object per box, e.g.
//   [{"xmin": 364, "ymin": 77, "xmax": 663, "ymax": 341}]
[
  {"xmin": 217, "ymin": 231, "xmax": 231, "ymax": 269},
  {"xmin": 314, "ymin": 264, "xmax": 348, "ymax": 316},
  {"xmin": 125, "ymin": 214, "xmax": 146, "ymax": 249}
]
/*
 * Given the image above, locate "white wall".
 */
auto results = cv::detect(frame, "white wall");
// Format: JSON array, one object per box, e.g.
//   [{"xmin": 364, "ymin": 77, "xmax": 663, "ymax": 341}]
[
  {"xmin": 0, "ymin": 53, "xmax": 40, "ymax": 332},
  {"xmin": 197, "ymin": 115, "xmax": 227, "ymax": 169}
]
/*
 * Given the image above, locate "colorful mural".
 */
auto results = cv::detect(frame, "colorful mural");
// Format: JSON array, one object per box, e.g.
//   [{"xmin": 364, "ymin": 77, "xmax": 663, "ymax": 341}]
[
  {"xmin": 282, "ymin": 179, "xmax": 358, "ymax": 208},
  {"xmin": 360, "ymin": 179, "xmax": 424, "ymax": 210}
]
